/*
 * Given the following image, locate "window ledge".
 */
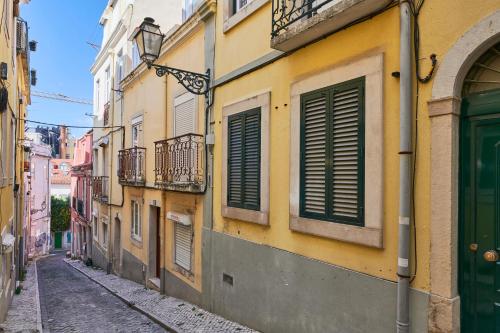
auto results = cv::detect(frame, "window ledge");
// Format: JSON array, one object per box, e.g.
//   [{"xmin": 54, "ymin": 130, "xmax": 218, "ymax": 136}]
[
  {"xmin": 290, "ymin": 216, "xmax": 383, "ymax": 248},
  {"xmin": 222, "ymin": 206, "xmax": 269, "ymax": 226},
  {"xmin": 131, "ymin": 236, "xmax": 143, "ymax": 248},
  {"xmin": 223, "ymin": 0, "xmax": 269, "ymax": 33}
]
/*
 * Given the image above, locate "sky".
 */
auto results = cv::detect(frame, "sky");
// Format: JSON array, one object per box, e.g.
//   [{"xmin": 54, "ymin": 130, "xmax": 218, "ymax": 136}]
[{"xmin": 22, "ymin": 1, "xmax": 105, "ymax": 138}]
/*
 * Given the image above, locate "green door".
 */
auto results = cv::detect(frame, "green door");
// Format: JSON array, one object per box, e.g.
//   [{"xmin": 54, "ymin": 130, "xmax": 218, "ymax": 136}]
[
  {"xmin": 461, "ymin": 89, "xmax": 500, "ymax": 332},
  {"xmin": 54, "ymin": 232, "xmax": 62, "ymax": 249}
]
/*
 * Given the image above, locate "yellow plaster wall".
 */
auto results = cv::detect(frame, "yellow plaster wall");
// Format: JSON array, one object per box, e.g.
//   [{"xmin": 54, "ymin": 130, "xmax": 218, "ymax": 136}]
[
  {"xmin": 212, "ymin": 0, "xmax": 500, "ymax": 293},
  {"xmin": 120, "ymin": 22, "xmax": 207, "ymax": 291}
]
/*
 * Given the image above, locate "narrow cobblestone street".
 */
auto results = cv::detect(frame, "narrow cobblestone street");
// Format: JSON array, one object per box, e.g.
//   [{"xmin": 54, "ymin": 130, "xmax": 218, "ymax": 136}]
[{"xmin": 37, "ymin": 253, "xmax": 166, "ymax": 333}]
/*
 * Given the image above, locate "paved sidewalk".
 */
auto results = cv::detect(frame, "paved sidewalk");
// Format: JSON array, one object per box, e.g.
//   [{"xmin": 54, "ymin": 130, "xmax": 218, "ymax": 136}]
[
  {"xmin": 0, "ymin": 261, "xmax": 42, "ymax": 333},
  {"xmin": 65, "ymin": 259, "xmax": 257, "ymax": 333}
]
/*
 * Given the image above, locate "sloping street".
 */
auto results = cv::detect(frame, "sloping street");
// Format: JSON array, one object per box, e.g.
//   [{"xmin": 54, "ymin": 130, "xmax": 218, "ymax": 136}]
[{"xmin": 37, "ymin": 253, "xmax": 165, "ymax": 333}]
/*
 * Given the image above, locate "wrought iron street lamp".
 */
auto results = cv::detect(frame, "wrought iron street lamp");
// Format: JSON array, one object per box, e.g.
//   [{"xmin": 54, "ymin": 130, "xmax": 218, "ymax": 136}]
[{"xmin": 132, "ymin": 17, "xmax": 210, "ymax": 97}]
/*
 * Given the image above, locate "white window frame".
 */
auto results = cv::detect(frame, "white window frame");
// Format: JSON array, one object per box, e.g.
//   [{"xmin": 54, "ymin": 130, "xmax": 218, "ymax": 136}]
[
  {"xmin": 93, "ymin": 216, "xmax": 98, "ymax": 238},
  {"xmin": 105, "ymin": 66, "xmax": 111, "ymax": 103},
  {"xmin": 131, "ymin": 115, "xmax": 143, "ymax": 147},
  {"xmin": 131, "ymin": 42, "xmax": 140, "ymax": 71},
  {"xmin": 101, "ymin": 217, "xmax": 108, "ymax": 248},
  {"xmin": 289, "ymin": 53, "xmax": 384, "ymax": 248},
  {"xmin": 223, "ymin": 0, "xmax": 267, "ymax": 33},
  {"xmin": 116, "ymin": 49, "xmax": 124, "ymax": 89},
  {"xmin": 221, "ymin": 91, "xmax": 270, "ymax": 225},
  {"xmin": 131, "ymin": 200, "xmax": 142, "ymax": 241}
]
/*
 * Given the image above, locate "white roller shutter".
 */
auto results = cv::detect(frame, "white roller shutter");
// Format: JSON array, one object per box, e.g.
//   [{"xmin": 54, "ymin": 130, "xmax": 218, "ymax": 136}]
[
  {"xmin": 174, "ymin": 223, "xmax": 192, "ymax": 271},
  {"xmin": 174, "ymin": 93, "xmax": 196, "ymax": 137}
]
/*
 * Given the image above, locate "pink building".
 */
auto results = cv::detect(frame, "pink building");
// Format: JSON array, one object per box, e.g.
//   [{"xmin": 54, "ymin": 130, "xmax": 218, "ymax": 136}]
[
  {"xmin": 70, "ymin": 131, "xmax": 93, "ymax": 260},
  {"xmin": 24, "ymin": 142, "xmax": 51, "ymax": 258}
]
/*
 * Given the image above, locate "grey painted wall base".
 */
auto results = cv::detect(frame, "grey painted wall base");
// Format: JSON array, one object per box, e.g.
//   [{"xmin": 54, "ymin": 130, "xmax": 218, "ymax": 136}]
[
  {"xmin": 162, "ymin": 268, "xmax": 202, "ymax": 306},
  {"xmin": 202, "ymin": 230, "xmax": 429, "ymax": 333},
  {"xmin": 91, "ymin": 243, "xmax": 108, "ymax": 272},
  {"xmin": 121, "ymin": 249, "xmax": 145, "ymax": 285}
]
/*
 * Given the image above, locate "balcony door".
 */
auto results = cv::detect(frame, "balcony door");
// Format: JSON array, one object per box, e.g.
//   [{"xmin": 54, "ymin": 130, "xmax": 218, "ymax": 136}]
[
  {"xmin": 174, "ymin": 92, "xmax": 196, "ymax": 137},
  {"xmin": 131, "ymin": 116, "xmax": 143, "ymax": 182}
]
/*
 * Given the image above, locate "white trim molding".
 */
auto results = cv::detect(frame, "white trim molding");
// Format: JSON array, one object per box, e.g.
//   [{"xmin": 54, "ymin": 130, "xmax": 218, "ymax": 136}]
[
  {"xmin": 222, "ymin": 91, "xmax": 271, "ymax": 226},
  {"xmin": 289, "ymin": 53, "xmax": 384, "ymax": 248},
  {"xmin": 223, "ymin": 0, "xmax": 269, "ymax": 33}
]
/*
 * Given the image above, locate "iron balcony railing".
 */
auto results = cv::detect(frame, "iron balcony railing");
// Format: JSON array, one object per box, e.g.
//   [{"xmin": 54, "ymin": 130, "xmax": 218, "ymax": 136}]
[
  {"xmin": 77, "ymin": 199, "xmax": 84, "ymax": 217},
  {"xmin": 155, "ymin": 133, "xmax": 204, "ymax": 192},
  {"xmin": 118, "ymin": 147, "xmax": 146, "ymax": 186},
  {"xmin": 272, "ymin": 0, "xmax": 338, "ymax": 37},
  {"xmin": 92, "ymin": 176, "xmax": 109, "ymax": 203}
]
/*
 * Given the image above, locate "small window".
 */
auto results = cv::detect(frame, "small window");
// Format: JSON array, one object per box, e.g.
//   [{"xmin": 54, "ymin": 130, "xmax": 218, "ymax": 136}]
[
  {"xmin": 131, "ymin": 117, "xmax": 143, "ymax": 147},
  {"xmin": 232, "ymin": 0, "xmax": 254, "ymax": 14},
  {"xmin": 300, "ymin": 77, "xmax": 365, "ymax": 226},
  {"xmin": 116, "ymin": 49, "xmax": 124, "ymax": 88},
  {"xmin": 227, "ymin": 108, "xmax": 261, "ymax": 211},
  {"xmin": 93, "ymin": 217, "xmax": 98, "ymax": 238},
  {"xmin": 174, "ymin": 223, "xmax": 192, "ymax": 271},
  {"xmin": 131, "ymin": 200, "xmax": 142, "ymax": 240},
  {"xmin": 105, "ymin": 66, "xmax": 111, "ymax": 102},
  {"xmin": 131, "ymin": 43, "xmax": 140, "ymax": 70},
  {"xmin": 102, "ymin": 221, "xmax": 108, "ymax": 248}
]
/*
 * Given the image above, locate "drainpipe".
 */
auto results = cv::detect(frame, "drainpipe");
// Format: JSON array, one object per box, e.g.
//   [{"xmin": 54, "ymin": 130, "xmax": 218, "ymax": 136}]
[{"xmin": 397, "ymin": 1, "xmax": 412, "ymax": 333}]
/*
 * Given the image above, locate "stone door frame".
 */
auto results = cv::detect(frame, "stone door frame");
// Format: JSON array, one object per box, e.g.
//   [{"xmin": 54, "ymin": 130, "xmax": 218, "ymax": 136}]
[{"xmin": 428, "ymin": 10, "xmax": 500, "ymax": 332}]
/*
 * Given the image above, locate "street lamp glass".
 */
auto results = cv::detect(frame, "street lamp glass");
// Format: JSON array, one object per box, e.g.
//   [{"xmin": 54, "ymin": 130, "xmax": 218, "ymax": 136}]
[{"xmin": 133, "ymin": 17, "xmax": 163, "ymax": 65}]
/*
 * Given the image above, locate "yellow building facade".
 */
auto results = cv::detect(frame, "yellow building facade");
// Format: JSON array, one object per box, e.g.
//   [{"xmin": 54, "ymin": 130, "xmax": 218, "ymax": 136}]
[
  {"xmin": 118, "ymin": 0, "xmax": 215, "ymax": 303},
  {"xmin": 203, "ymin": 0, "xmax": 500, "ymax": 332},
  {"xmin": 0, "ymin": 0, "xmax": 31, "ymax": 321},
  {"xmin": 94, "ymin": 0, "xmax": 500, "ymax": 331}
]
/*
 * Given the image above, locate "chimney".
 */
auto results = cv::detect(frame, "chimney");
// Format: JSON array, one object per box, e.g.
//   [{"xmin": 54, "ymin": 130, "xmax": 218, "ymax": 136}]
[{"xmin": 59, "ymin": 125, "xmax": 67, "ymax": 159}]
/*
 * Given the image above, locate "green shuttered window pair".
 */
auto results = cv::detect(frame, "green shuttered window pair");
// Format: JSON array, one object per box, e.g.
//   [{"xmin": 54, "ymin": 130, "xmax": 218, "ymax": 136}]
[
  {"xmin": 300, "ymin": 77, "xmax": 365, "ymax": 226},
  {"xmin": 227, "ymin": 108, "xmax": 261, "ymax": 211}
]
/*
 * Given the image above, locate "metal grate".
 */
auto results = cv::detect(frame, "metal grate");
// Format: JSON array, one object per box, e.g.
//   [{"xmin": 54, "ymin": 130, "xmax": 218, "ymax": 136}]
[
  {"xmin": 118, "ymin": 147, "xmax": 146, "ymax": 185},
  {"xmin": 272, "ymin": 0, "xmax": 338, "ymax": 37},
  {"xmin": 154, "ymin": 134, "xmax": 204, "ymax": 192}
]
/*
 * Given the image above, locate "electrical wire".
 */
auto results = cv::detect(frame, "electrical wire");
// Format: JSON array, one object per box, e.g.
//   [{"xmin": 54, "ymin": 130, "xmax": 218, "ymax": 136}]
[
  {"xmin": 407, "ymin": 0, "xmax": 437, "ymax": 284},
  {"xmin": 19, "ymin": 118, "xmax": 123, "ymax": 129}
]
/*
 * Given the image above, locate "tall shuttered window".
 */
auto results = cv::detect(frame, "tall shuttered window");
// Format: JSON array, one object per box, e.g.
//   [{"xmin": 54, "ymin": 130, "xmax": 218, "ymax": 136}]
[
  {"xmin": 300, "ymin": 77, "xmax": 365, "ymax": 226},
  {"xmin": 227, "ymin": 108, "xmax": 261, "ymax": 211},
  {"xmin": 174, "ymin": 223, "xmax": 193, "ymax": 271}
]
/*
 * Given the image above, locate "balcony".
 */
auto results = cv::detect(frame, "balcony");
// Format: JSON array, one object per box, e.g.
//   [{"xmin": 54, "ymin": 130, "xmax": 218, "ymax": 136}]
[
  {"xmin": 155, "ymin": 134, "xmax": 204, "ymax": 192},
  {"xmin": 271, "ymin": 0, "xmax": 392, "ymax": 51},
  {"xmin": 16, "ymin": 19, "xmax": 28, "ymax": 56},
  {"xmin": 118, "ymin": 147, "xmax": 146, "ymax": 186},
  {"xmin": 92, "ymin": 176, "xmax": 109, "ymax": 203},
  {"xmin": 103, "ymin": 102, "xmax": 110, "ymax": 126}
]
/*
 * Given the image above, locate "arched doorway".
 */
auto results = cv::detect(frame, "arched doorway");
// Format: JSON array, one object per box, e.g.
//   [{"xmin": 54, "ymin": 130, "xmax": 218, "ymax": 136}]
[
  {"xmin": 428, "ymin": 10, "xmax": 500, "ymax": 332},
  {"xmin": 459, "ymin": 42, "xmax": 500, "ymax": 332}
]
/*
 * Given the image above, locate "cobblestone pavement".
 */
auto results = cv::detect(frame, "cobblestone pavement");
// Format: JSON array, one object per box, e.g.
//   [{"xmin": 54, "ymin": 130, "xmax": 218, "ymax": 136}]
[
  {"xmin": 65, "ymin": 259, "xmax": 257, "ymax": 333},
  {"xmin": 38, "ymin": 253, "xmax": 165, "ymax": 333},
  {"xmin": 0, "ymin": 261, "xmax": 41, "ymax": 332}
]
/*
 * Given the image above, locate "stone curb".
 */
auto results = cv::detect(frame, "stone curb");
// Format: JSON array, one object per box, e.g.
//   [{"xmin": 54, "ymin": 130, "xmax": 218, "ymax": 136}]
[
  {"xmin": 64, "ymin": 260, "xmax": 181, "ymax": 333},
  {"xmin": 34, "ymin": 260, "xmax": 43, "ymax": 333}
]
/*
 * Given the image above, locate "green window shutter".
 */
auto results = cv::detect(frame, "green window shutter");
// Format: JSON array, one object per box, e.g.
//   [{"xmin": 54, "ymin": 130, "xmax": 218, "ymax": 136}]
[
  {"xmin": 300, "ymin": 77, "xmax": 365, "ymax": 226},
  {"xmin": 228, "ymin": 108, "xmax": 261, "ymax": 211},
  {"xmin": 300, "ymin": 92, "xmax": 328, "ymax": 217}
]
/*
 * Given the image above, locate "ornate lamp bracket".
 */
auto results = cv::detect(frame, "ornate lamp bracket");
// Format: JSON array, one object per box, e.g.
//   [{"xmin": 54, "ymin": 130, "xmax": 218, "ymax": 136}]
[{"xmin": 149, "ymin": 63, "xmax": 211, "ymax": 97}]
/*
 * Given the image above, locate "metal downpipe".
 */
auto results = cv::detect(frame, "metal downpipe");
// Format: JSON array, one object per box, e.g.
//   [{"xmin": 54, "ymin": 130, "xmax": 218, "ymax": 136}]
[{"xmin": 397, "ymin": 1, "xmax": 413, "ymax": 332}]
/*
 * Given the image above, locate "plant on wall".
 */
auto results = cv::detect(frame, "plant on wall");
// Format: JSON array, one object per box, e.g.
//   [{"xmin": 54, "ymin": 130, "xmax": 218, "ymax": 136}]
[{"xmin": 51, "ymin": 196, "xmax": 70, "ymax": 232}]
